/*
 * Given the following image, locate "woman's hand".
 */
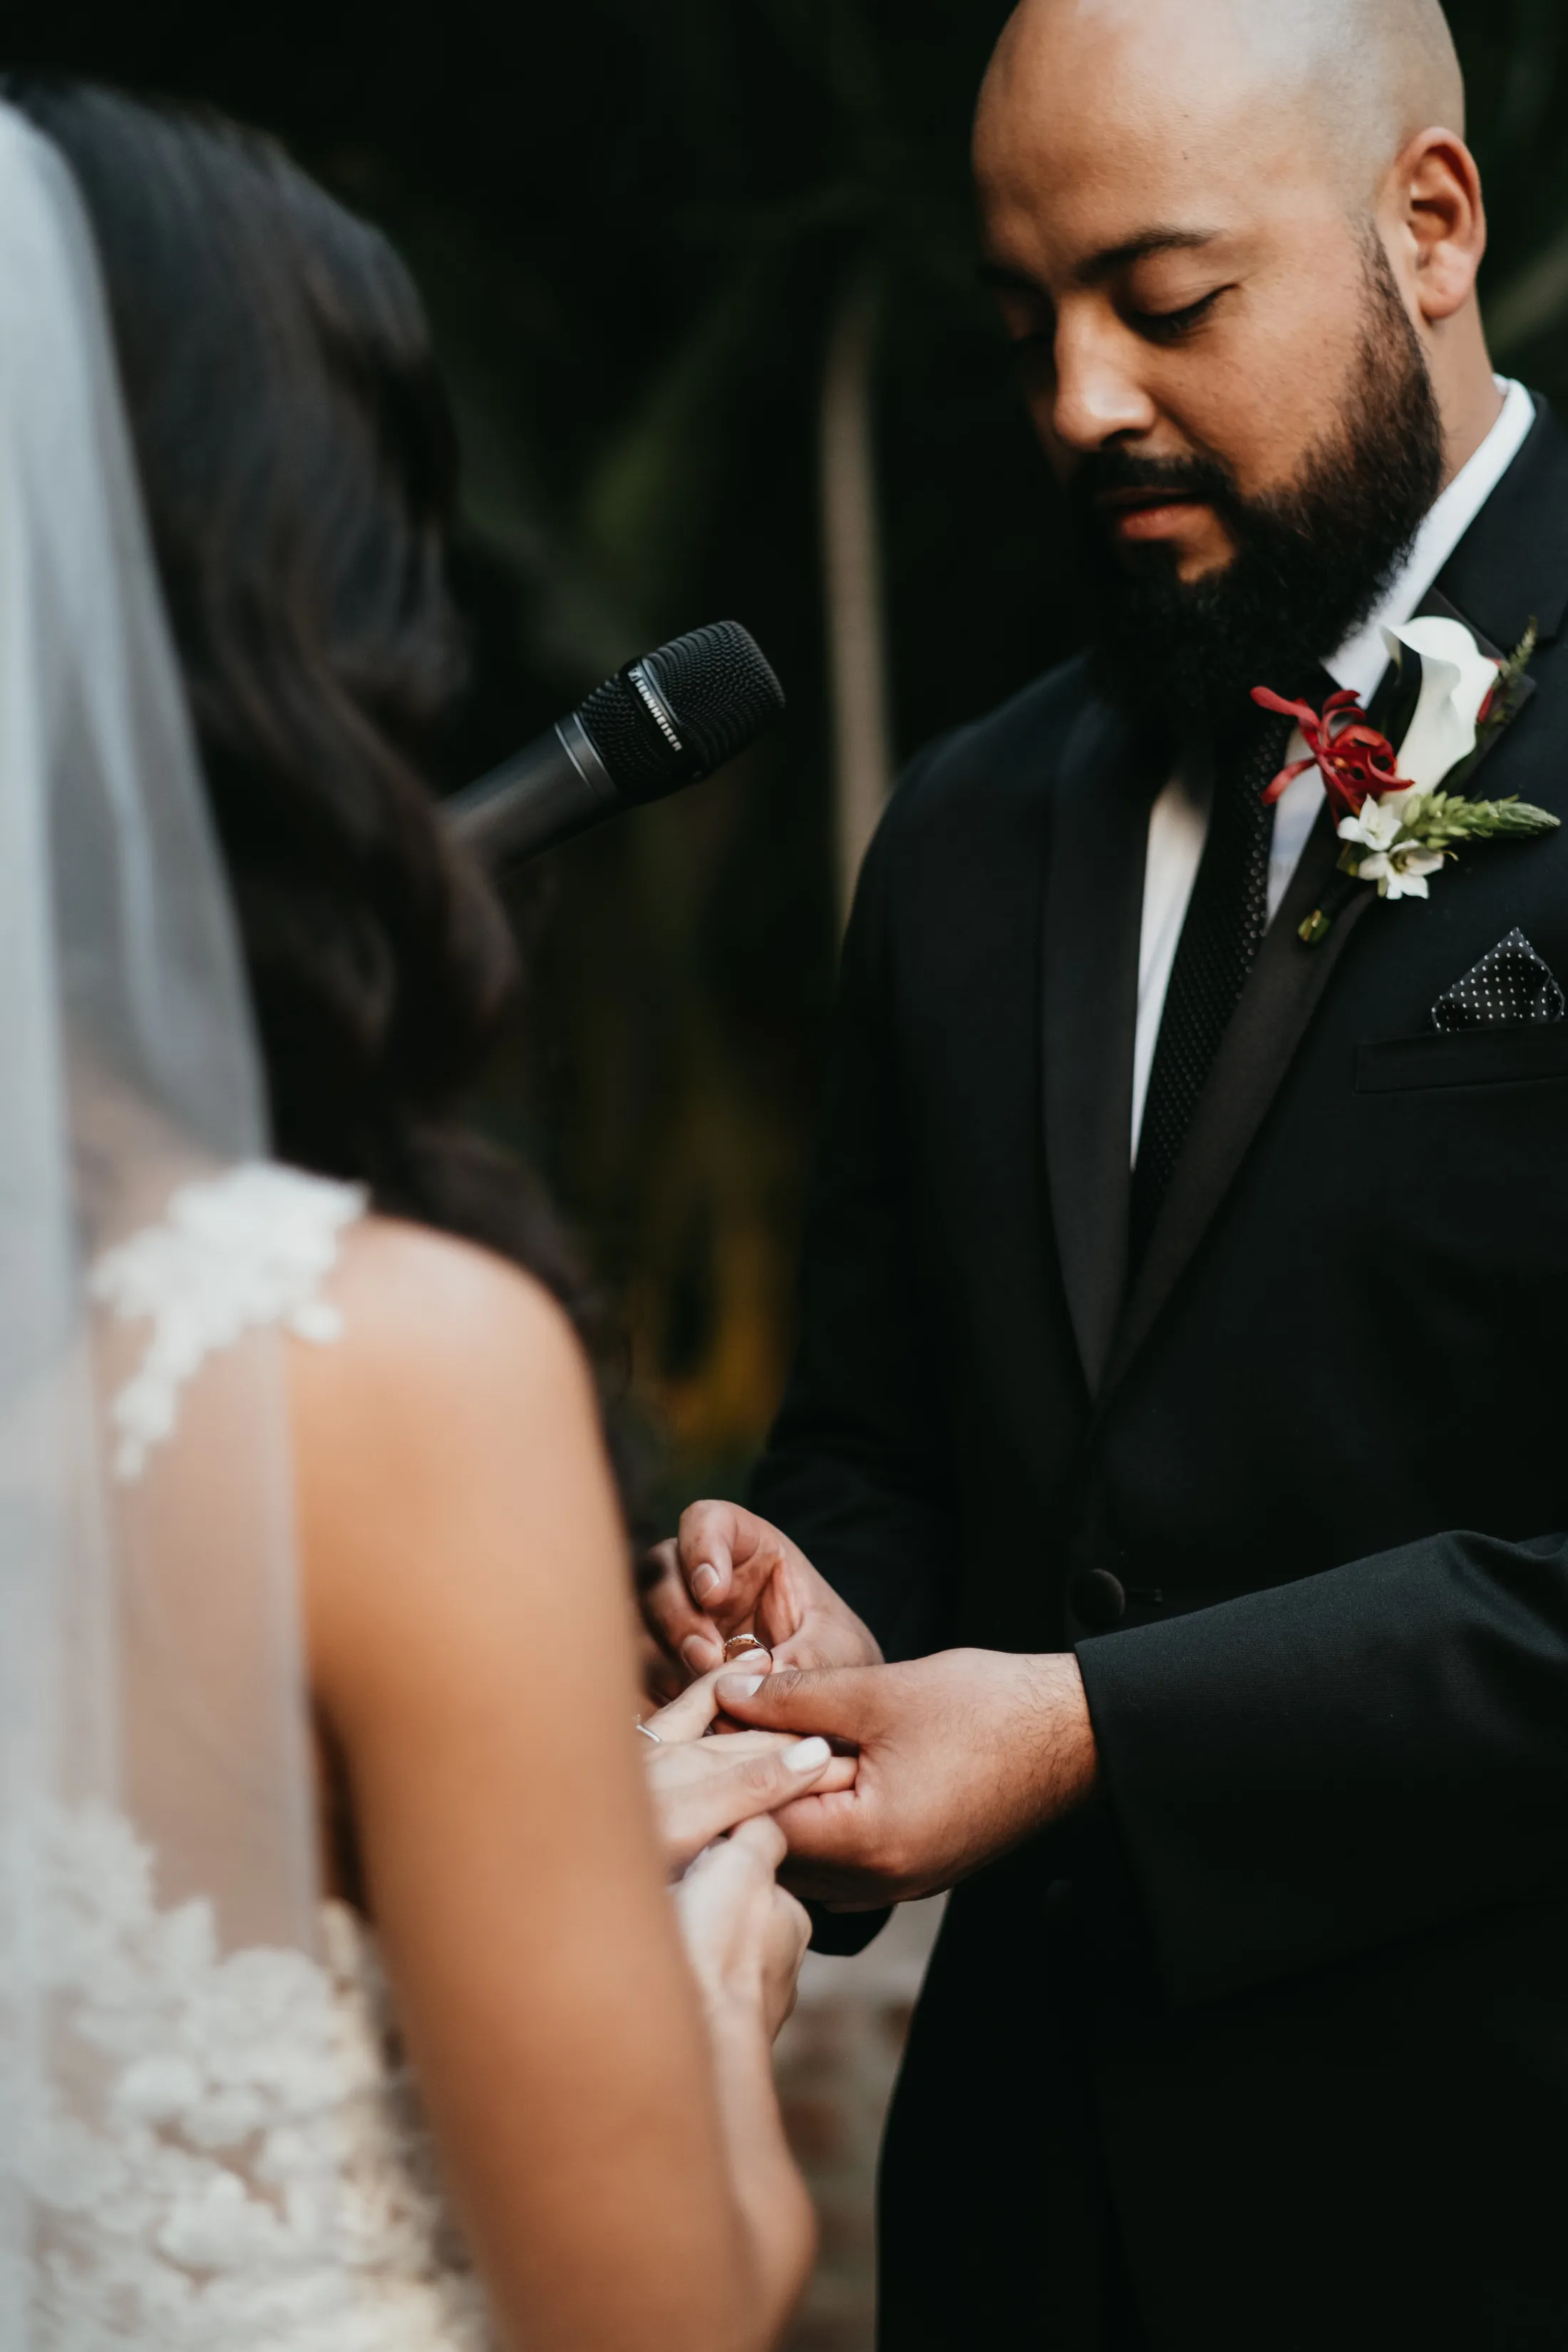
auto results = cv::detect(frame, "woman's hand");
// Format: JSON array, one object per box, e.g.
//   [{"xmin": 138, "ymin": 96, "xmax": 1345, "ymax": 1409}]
[
  {"xmin": 641, "ymin": 1669, "xmax": 857, "ymax": 1877},
  {"xmin": 674, "ymin": 1814, "xmax": 813, "ymax": 2042}
]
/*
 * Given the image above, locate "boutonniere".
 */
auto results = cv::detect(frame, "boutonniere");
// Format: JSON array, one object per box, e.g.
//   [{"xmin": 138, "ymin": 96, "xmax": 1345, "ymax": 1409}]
[{"xmin": 1252, "ymin": 617, "xmax": 1558, "ymax": 946}]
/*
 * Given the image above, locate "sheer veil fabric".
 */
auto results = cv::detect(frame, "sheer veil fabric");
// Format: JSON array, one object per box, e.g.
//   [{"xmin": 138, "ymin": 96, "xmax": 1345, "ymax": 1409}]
[{"xmin": 0, "ymin": 98, "xmax": 346, "ymax": 2343}]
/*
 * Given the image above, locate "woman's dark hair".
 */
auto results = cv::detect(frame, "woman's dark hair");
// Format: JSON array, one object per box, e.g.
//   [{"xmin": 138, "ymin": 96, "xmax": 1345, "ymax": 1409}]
[{"xmin": 6, "ymin": 73, "xmax": 592, "ymax": 1319}]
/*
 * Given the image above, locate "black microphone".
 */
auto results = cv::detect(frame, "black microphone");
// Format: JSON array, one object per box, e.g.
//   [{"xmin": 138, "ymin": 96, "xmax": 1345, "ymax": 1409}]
[{"xmin": 445, "ymin": 619, "xmax": 785, "ymax": 871}]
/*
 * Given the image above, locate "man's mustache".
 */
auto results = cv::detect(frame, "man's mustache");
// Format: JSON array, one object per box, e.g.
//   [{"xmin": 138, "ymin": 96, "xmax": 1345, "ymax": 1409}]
[{"xmin": 1068, "ymin": 450, "xmax": 1238, "ymax": 516}]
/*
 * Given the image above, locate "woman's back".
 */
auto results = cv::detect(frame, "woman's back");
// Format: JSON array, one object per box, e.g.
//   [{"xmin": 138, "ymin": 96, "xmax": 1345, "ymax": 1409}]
[
  {"xmin": 296, "ymin": 1208, "xmax": 733, "ymax": 2346},
  {"xmin": 69, "ymin": 1157, "xmax": 743, "ymax": 2348}
]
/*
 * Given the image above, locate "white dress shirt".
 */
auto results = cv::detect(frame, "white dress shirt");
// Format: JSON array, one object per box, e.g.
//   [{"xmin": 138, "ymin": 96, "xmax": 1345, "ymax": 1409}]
[{"xmin": 1130, "ymin": 375, "xmax": 1537, "ymax": 1160}]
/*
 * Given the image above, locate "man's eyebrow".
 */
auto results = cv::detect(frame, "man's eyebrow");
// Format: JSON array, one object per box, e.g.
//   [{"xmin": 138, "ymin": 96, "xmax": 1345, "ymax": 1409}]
[
  {"xmin": 1077, "ymin": 229, "xmax": 1222, "ymax": 284},
  {"xmin": 977, "ymin": 230, "xmax": 1222, "ymax": 298}
]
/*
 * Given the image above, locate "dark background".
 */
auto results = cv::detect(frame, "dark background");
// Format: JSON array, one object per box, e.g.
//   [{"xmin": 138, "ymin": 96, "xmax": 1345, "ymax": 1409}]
[{"xmin": 11, "ymin": 0, "xmax": 1568, "ymax": 1515}]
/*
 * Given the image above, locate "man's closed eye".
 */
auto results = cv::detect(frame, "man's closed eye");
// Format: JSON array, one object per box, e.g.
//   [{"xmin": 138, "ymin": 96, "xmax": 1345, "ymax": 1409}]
[{"xmin": 1130, "ymin": 288, "xmax": 1230, "ymax": 343}]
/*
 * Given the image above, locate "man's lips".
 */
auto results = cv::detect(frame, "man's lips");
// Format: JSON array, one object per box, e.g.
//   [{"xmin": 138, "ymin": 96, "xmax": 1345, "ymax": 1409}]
[{"xmin": 1095, "ymin": 488, "xmax": 1208, "ymax": 542}]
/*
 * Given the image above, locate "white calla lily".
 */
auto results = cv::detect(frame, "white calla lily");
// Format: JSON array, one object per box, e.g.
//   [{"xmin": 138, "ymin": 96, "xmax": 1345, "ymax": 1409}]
[
  {"xmin": 1287, "ymin": 614, "xmax": 1550, "ymax": 943},
  {"xmin": 1381, "ymin": 616, "xmax": 1499, "ymax": 793}
]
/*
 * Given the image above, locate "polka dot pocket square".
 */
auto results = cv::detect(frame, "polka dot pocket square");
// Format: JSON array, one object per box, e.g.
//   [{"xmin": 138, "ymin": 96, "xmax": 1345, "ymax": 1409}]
[{"xmin": 1432, "ymin": 927, "xmax": 1567, "ymax": 1032}]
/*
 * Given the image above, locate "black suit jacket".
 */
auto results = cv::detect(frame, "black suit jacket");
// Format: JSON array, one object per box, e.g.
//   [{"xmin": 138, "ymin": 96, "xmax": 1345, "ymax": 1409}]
[{"xmin": 752, "ymin": 401, "xmax": 1568, "ymax": 2351}]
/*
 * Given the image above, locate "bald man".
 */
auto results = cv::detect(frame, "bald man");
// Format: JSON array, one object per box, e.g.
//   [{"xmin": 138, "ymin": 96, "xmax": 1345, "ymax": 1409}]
[{"xmin": 642, "ymin": 4, "xmax": 1568, "ymax": 2345}]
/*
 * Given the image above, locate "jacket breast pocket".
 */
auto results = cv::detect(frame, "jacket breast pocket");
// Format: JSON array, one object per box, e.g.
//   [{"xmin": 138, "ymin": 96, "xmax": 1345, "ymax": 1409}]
[{"xmin": 1356, "ymin": 1026, "xmax": 1568, "ymax": 1095}]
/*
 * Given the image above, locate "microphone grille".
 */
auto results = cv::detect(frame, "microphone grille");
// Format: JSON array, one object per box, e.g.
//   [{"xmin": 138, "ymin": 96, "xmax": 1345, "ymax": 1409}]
[{"xmin": 578, "ymin": 621, "xmax": 785, "ymax": 802}]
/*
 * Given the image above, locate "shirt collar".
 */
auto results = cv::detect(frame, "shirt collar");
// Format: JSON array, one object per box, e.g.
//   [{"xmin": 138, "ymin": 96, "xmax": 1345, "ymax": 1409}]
[{"xmin": 1325, "ymin": 376, "xmax": 1537, "ymax": 705}]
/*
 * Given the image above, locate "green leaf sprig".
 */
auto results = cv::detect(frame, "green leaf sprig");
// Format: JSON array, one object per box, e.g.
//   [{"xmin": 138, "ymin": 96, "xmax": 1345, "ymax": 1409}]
[{"xmin": 1361, "ymin": 788, "xmax": 1561, "ymax": 857}]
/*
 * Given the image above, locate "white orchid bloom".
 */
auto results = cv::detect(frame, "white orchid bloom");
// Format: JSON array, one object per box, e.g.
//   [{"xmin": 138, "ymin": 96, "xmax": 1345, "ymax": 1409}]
[
  {"xmin": 1339, "ymin": 789, "xmax": 1447, "ymax": 899},
  {"xmin": 1381, "ymin": 616, "xmax": 1499, "ymax": 793},
  {"xmin": 1337, "ymin": 797, "xmax": 1408, "ymax": 856},
  {"xmin": 1356, "ymin": 842, "xmax": 1446, "ymax": 900},
  {"xmin": 1344, "ymin": 820, "xmax": 1446, "ymax": 898}
]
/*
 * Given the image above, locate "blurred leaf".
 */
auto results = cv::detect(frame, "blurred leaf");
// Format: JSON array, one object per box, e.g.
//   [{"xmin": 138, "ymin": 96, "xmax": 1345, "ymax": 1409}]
[{"xmin": 579, "ymin": 260, "xmax": 783, "ymax": 630}]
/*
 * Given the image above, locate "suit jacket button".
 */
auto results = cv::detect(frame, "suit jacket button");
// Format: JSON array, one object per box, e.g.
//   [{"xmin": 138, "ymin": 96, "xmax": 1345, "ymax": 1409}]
[{"xmin": 1071, "ymin": 1568, "xmax": 1126, "ymax": 1631}]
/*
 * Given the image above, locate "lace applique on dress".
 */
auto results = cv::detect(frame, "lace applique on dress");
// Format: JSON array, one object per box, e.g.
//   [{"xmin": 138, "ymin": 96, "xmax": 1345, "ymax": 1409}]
[
  {"xmin": 26, "ymin": 1804, "xmax": 491, "ymax": 2352},
  {"xmin": 40, "ymin": 1165, "xmax": 494, "ymax": 2348},
  {"xmin": 90, "ymin": 1162, "xmax": 366, "ymax": 1482}
]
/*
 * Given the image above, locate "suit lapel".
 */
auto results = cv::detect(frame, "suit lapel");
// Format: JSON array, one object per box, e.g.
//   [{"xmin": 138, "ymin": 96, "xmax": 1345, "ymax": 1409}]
[
  {"xmin": 1435, "ymin": 398, "xmax": 1568, "ymax": 655},
  {"xmin": 1090, "ymin": 399, "xmax": 1568, "ymax": 1401},
  {"xmin": 1101, "ymin": 813, "xmax": 1374, "ymax": 1393},
  {"xmin": 1041, "ymin": 698, "xmax": 1164, "ymax": 1396}
]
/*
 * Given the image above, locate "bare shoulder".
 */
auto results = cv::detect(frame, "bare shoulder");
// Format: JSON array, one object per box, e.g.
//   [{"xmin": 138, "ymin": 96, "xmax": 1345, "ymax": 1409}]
[
  {"xmin": 289, "ymin": 1212, "xmax": 597, "ymax": 1475},
  {"xmin": 290, "ymin": 1214, "xmax": 621, "ymax": 1717},
  {"xmin": 323, "ymin": 1213, "xmax": 585, "ymax": 1393}
]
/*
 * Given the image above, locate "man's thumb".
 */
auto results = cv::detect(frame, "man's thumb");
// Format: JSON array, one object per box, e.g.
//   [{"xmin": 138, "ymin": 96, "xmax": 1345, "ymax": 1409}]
[{"xmin": 715, "ymin": 1664, "xmax": 862, "ymax": 1738}]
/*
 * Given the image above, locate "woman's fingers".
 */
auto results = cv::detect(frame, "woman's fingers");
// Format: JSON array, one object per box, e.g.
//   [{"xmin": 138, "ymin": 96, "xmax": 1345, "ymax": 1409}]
[
  {"xmin": 646, "ymin": 1667, "xmax": 728, "ymax": 1744},
  {"xmin": 662, "ymin": 1742, "xmax": 835, "ymax": 1872},
  {"xmin": 646, "ymin": 1733, "xmax": 840, "ymax": 1875},
  {"xmin": 645, "ymin": 1661, "xmax": 778, "ymax": 1743},
  {"xmin": 760, "ymin": 1881, "xmax": 813, "ymax": 2036},
  {"xmin": 672, "ymin": 1814, "xmax": 818, "ymax": 2038},
  {"xmin": 723, "ymin": 1810, "xmax": 790, "ymax": 1875},
  {"xmin": 678, "ymin": 1818, "xmax": 812, "ymax": 2038}
]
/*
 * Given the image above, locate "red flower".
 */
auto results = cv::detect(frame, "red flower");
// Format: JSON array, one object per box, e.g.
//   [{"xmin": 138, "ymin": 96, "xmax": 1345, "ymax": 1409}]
[{"xmin": 1249, "ymin": 684, "xmax": 1410, "ymax": 822}]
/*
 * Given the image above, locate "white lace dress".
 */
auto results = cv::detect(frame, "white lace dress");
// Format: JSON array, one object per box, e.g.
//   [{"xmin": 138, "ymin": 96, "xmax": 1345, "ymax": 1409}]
[{"xmin": 28, "ymin": 1165, "xmax": 493, "ymax": 2352}]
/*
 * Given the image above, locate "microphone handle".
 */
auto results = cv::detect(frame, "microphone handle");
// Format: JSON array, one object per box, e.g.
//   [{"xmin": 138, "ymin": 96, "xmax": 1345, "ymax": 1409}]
[{"xmin": 445, "ymin": 711, "xmax": 622, "ymax": 867}]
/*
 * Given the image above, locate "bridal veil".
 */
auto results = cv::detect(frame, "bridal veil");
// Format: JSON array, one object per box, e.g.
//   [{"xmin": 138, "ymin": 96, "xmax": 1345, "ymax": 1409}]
[{"xmin": 0, "ymin": 96, "xmax": 331, "ymax": 2341}]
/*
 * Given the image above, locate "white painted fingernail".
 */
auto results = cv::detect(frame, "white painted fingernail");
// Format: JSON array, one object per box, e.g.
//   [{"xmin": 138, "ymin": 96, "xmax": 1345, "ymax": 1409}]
[
  {"xmin": 718, "ymin": 1673, "xmax": 765, "ymax": 1700},
  {"xmin": 681, "ymin": 1634, "xmax": 718, "ymax": 1672},
  {"xmin": 691, "ymin": 1563, "xmax": 721, "ymax": 1601},
  {"xmin": 786, "ymin": 1736, "xmax": 831, "ymax": 1775}
]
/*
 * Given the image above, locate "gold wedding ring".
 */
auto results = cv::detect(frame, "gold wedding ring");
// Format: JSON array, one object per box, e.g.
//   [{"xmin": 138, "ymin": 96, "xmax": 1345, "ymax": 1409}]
[{"xmin": 721, "ymin": 1634, "xmax": 769, "ymax": 1663}]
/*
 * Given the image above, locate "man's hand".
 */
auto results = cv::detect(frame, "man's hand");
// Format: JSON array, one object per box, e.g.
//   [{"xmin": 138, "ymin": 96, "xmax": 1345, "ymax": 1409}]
[
  {"xmin": 640, "ymin": 1501, "xmax": 884, "ymax": 1683},
  {"xmin": 712, "ymin": 1650, "xmax": 1098, "ymax": 1909}
]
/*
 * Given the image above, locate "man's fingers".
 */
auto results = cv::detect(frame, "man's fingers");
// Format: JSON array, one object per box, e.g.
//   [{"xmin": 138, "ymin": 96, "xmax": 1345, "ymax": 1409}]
[
  {"xmin": 714, "ymin": 1664, "xmax": 874, "ymax": 1740},
  {"xmin": 677, "ymin": 1500, "xmax": 738, "ymax": 1611},
  {"xmin": 773, "ymin": 1785, "xmax": 864, "ymax": 1846},
  {"xmin": 770, "ymin": 1626, "xmax": 861, "ymax": 1675},
  {"xmin": 678, "ymin": 1500, "xmax": 797, "ymax": 1643},
  {"xmin": 772, "ymin": 1786, "xmax": 889, "ymax": 1903},
  {"xmin": 639, "ymin": 1537, "xmax": 728, "ymax": 1677},
  {"xmin": 636, "ymin": 1625, "xmax": 686, "ymax": 1708}
]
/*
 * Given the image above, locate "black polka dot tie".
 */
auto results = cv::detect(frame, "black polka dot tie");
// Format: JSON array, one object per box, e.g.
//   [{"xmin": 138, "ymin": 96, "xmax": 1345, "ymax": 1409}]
[
  {"xmin": 1432, "ymin": 928, "xmax": 1566, "ymax": 1031},
  {"xmin": 1130, "ymin": 685, "xmax": 1321, "ymax": 1268}
]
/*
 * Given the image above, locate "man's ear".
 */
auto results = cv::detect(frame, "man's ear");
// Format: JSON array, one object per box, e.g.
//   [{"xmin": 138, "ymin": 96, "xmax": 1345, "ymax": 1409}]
[{"xmin": 1390, "ymin": 127, "xmax": 1487, "ymax": 326}]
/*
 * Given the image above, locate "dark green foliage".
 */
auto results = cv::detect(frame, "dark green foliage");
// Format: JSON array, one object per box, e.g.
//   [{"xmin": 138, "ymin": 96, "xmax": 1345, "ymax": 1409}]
[{"xmin": 8, "ymin": 2, "xmax": 1566, "ymax": 1502}]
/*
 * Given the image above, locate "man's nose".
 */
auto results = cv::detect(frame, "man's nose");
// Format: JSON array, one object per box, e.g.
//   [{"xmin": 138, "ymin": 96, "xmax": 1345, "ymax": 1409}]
[{"xmin": 1049, "ymin": 313, "xmax": 1160, "ymax": 454}]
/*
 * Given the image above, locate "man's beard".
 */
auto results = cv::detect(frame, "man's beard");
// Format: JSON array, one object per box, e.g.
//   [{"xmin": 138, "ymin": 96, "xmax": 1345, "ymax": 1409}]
[{"xmin": 1073, "ymin": 239, "xmax": 1446, "ymax": 738}]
